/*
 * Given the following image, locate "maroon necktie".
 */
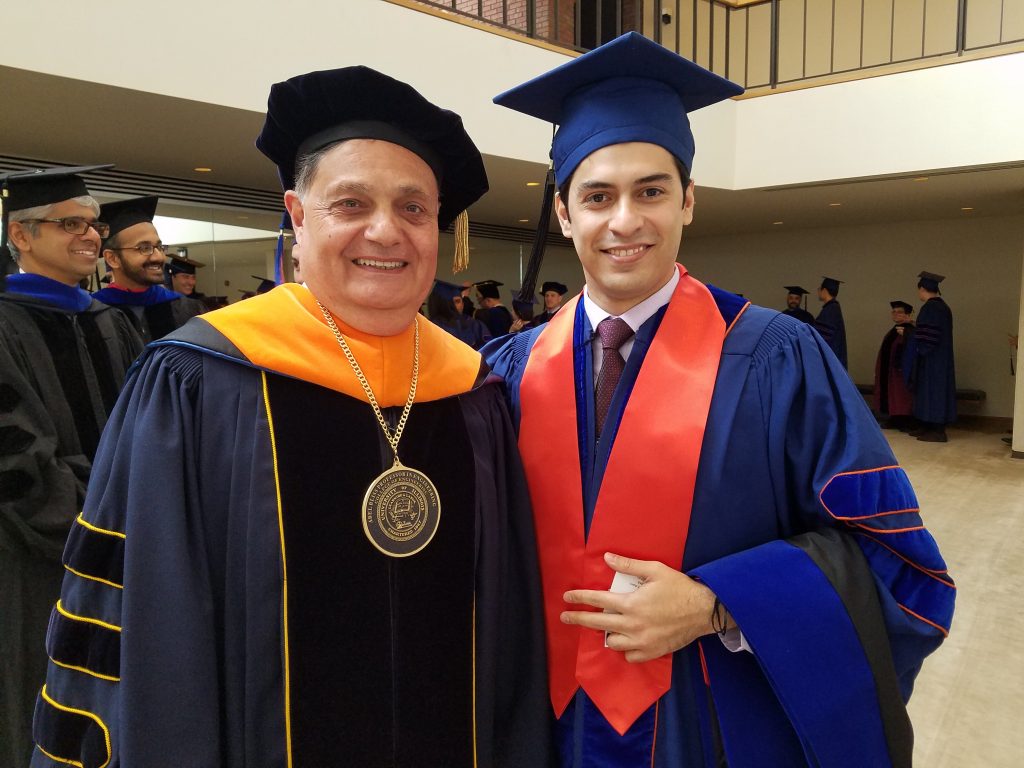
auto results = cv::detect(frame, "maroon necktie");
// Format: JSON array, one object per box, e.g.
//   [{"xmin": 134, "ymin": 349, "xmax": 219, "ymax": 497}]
[{"xmin": 594, "ymin": 317, "xmax": 635, "ymax": 437}]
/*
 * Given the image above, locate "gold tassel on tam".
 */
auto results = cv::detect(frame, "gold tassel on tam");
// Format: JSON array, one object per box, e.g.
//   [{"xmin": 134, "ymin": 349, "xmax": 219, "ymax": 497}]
[{"xmin": 452, "ymin": 209, "xmax": 470, "ymax": 273}]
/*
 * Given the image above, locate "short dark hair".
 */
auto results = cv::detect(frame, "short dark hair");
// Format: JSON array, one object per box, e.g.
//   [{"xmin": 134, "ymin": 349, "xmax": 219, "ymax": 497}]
[{"xmin": 557, "ymin": 156, "xmax": 691, "ymax": 211}]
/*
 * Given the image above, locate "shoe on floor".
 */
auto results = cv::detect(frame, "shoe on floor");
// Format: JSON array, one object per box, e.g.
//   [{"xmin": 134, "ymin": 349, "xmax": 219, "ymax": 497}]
[
  {"xmin": 1003, "ymin": 436, "xmax": 1013, "ymax": 445},
  {"xmin": 917, "ymin": 431, "xmax": 948, "ymax": 443}
]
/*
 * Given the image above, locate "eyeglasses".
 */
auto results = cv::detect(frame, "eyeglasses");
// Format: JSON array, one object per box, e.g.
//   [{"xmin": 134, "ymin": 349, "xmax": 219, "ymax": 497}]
[
  {"xmin": 108, "ymin": 243, "xmax": 168, "ymax": 257},
  {"xmin": 23, "ymin": 217, "xmax": 110, "ymax": 238}
]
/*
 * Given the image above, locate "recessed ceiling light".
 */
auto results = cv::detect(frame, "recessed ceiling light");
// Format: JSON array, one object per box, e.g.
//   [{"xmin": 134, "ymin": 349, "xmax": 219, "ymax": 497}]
[
  {"xmin": 913, "ymin": 176, "xmax": 929, "ymax": 182},
  {"xmin": 961, "ymin": 207, "xmax": 974, "ymax": 212},
  {"xmin": 518, "ymin": 218, "xmax": 529, "ymax": 223},
  {"xmin": 237, "ymin": 215, "xmax": 249, "ymax": 220},
  {"xmin": 829, "ymin": 202, "xmax": 842, "ymax": 207},
  {"xmin": 193, "ymin": 167, "xmax": 213, "ymax": 173},
  {"xmin": 772, "ymin": 221, "xmax": 784, "ymax": 225},
  {"xmin": 526, "ymin": 181, "xmax": 541, "ymax": 187}
]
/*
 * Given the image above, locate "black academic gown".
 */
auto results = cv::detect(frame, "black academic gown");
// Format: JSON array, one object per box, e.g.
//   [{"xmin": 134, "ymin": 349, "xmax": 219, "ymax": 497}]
[
  {"xmin": 477, "ymin": 305, "xmax": 513, "ymax": 338},
  {"xmin": 0, "ymin": 278, "xmax": 142, "ymax": 768},
  {"xmin": 31, "ymin": 286, "xmax": 553, "ymax": 768},
  {"xmin": 782, "ymin": 306, "xmax": 814, "ymax": 324},
  {"xmin": 814, "ymin": 299, "xmax": 848, "ymax": 368},
  {"xmin": 529, "ymin": 308, "xmax": 561, "ymax": 328},
  {"xmin": 434, "ymin": 313, "xmax": 493, "ymax": 349},
  {"xmin": 909, "ymin": 297, "xmax": 956, "ymax": 425},
  {"xmin": 92, "ymin": 285, "xmax": 203, "ymax": 342}
]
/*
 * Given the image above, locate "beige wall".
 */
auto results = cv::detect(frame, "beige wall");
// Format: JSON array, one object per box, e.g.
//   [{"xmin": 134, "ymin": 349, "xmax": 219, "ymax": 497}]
[
  {"xmin": 680, "ymin": 213, "xmax": 1024, "ymax": 418},
  {"xmin": 445, "ymin": 212, "xmax": 1024, "ymax": 420}
]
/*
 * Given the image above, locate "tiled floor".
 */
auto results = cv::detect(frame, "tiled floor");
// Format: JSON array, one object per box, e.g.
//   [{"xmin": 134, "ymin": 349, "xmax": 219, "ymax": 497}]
[{"xmin": 895, "ymin": 424, "xmax": 1023, "ymax": 766}]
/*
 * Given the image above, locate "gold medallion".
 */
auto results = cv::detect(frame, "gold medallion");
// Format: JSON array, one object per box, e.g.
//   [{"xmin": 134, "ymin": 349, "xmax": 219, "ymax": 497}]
[
  {"xmin": 362, "ymin": 462, "xmax": 441, "ymax": 557},
  {"xmin": 316, "ymin": 300, "xmax": 442, "ymax": 558}
]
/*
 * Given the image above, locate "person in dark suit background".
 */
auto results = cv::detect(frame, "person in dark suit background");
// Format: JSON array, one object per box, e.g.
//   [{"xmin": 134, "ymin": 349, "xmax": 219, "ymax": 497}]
[
  {"xmin": 531, "ymin": 280, "xmax": 568, "ymax": 327},
  {"xmin": 814, "ymin": 276, "xmax": 847, "ymax": 368}
]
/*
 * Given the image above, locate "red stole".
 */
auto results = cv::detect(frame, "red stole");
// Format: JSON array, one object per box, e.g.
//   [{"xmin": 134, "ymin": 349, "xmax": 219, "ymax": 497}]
[{"xmin": 518, "ymin": 265, "xmax": 725, "ymax": 735}]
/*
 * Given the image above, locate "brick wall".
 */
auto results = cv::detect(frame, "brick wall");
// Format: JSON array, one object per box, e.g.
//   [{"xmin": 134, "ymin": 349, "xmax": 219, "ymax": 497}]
[{"xmin": 441, "ymin": 0, "xmax": 578, "ymax": 44}]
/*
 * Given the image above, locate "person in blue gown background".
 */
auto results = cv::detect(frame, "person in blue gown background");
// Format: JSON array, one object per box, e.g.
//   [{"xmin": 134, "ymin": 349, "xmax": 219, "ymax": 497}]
[{"xmin": 908, "ymin": 271, "xmax": 956, "ymax": 442}]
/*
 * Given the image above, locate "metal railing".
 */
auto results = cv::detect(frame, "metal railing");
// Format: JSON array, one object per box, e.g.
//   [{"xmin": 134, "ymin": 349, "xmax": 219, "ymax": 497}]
[
  {"xmin": 653, "ymin": 0, "xmax": 1024, "ymax": 89},
  {"xmin": 409, "ymin": 0, "xmax": 1023, "ymax": 87},
  {"xmin": 412, "ymin": 0, "xmax": 642, "ymax": 51}
]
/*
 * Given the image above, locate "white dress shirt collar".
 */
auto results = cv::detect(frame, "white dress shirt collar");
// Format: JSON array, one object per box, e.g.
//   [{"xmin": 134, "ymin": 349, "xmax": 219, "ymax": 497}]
[{"xmin": 583, "ymin": 267, "xmax": 680, "ymax": 334}]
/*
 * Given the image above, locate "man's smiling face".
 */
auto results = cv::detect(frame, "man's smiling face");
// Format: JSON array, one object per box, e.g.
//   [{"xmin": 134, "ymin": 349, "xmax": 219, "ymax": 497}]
[
  {"xmin": 286, "ymin": 139, "xmax": 440, "ymax": 330},
  {"xmin": 556, "ymin": 142, "xmax": 692, "ymax": 316}
]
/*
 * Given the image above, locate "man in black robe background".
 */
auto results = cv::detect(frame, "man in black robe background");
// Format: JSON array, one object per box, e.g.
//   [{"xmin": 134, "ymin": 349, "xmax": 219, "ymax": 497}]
[
  {"xmin": 815, "ymin": 276, "xmax": 848, "ymax": 368},
  {"xmin": 910, "ymin": 271, "xmax": 957, "ymax": 442},
  {"xmin": 782, "ymin": 285, "xmax": 814, "ymax": 324},
  {"xmin": 92, "ymin": 196, "xmax": 203, "ymax": 341},
  {"xmin": 0, "ymin": 166, "xmax": 142, "ymax": 766}
]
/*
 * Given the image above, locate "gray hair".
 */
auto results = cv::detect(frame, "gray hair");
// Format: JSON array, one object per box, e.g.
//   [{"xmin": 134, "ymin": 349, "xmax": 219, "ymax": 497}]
[
  {"xmin": 7, "ymin": 195, "xmax": 100, "ymax": 262},
  {"xmin": 293, "ymin": 143, "xmax": 340, "ymax": 199}
]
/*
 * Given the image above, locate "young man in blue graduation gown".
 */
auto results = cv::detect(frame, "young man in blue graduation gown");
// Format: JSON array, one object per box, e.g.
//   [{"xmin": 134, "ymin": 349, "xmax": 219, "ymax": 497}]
[
  {"xmin": 92, "ymin": 196, "xmax": 203, "ymax": 342},
  {"xmin": 908, "ymin": 271, "xmax": 956, "ymax": 442},
  {"xmin": 31, "ymin": 68, "xmax": 552, "ymax": 768},
  {"xmin": 485, "ymin": 32, "xmax": 953, "ymax": 768},
  {"xmin": 814, "ymin": 276, "xmax": 848, "ymax": 368},
  {"xmin": 0, "ymin": 166, "xmax": 143, "ymax": 767}
]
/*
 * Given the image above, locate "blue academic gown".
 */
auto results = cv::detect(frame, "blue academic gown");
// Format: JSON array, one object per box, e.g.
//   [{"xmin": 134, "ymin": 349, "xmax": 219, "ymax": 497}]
[
  {"xmin": 484, "ymin": 286, "xmax": 953, "ymax": 768},
  {"xmin": 30, "ymin": 291, "xmax": 554, "ymax": 768},
  {"xmin": 814, "ymin": 298, "xmax": 847, "ymax": 368},
  {"xmin": 92, "ymin": 285, "xmax": 201, "ymax": 342},
  {"xmin": 908, "ymin": 297, "xmax": 956, "ymax": 425}
]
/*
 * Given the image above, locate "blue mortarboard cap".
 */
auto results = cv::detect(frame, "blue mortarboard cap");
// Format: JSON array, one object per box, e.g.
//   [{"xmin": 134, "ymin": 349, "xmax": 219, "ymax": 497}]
[
  {"xmin": 256, "ymin": 66, "xmax": 488, "ymax": 230},
  {"xmin": 99, "ymin": 196, "xmax": 159, "ymax": 245},
  {"xmin": 917, "ymin": 271, "xmax": 945, "ymax": 293},
  {"xmin": 432, "ymin": 279, "xmax": 463, "ymax": 301},
  {"xmin": 493, "ymin": 32, "xmax": 743, "ymax": 187},
  {"xmin": 512, "ymin": 289, "xmax": 538, "ymax": 311}
]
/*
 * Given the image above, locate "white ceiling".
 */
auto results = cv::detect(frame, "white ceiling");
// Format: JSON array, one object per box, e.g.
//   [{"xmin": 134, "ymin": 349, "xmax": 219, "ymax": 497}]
[{"xmin": 3, "ymin": 64, "xmax": 1022, "ymax": 244}]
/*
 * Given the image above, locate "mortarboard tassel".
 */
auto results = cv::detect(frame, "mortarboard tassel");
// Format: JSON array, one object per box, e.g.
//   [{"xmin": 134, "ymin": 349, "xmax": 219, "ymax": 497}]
[
  {"xmin": 452, "ymin": 209, "xmax": 470, "ymax": 274},
  {"xmin": 0, "ymin": 185, "xmax": 14, "ymax": 277},
  {"xmin": 273, "ymin": 228, "xmax": 285, "ymax": 285}
]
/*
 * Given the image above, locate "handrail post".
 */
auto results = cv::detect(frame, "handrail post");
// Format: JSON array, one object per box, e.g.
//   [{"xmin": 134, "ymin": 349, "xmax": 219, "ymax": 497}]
[
  {"xmin": 956, "ymin": 0, "xmax": 968, "ymax": 54},
  {"xmin": 769, "ymin": 0, "xmax": 780, "ymax": 87}
]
